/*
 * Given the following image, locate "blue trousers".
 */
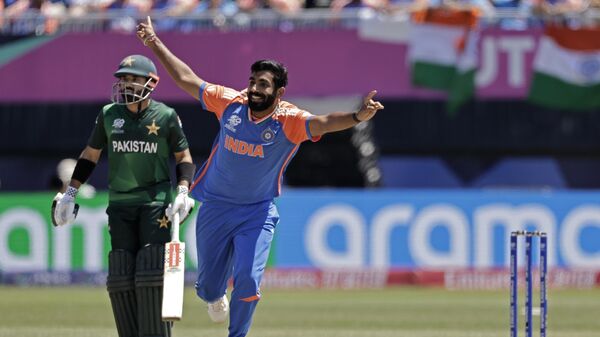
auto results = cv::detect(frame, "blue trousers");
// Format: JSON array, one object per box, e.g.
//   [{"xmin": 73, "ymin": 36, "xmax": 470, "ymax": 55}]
[{"xmin": 194, "ymin": 199, "xmax": 278, "ymax": 337}]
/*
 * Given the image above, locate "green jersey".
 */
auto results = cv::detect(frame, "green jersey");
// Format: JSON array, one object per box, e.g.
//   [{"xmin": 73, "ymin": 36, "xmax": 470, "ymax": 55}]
[{"xmin": 88, "ymin": 100, "xmax": 189, "ymax": 205}]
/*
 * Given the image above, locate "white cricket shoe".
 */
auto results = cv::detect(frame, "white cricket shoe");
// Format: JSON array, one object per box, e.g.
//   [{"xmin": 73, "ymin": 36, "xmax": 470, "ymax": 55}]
[{"xmin": 207, "ymin": 295, "xmax": 229, "ymax": 323}]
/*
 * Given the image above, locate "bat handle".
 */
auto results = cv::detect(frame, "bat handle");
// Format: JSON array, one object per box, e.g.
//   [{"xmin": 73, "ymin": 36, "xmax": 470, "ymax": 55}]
[{"xmin": 172, "ymin": 212, "xmax": 180, "ymax": 242}]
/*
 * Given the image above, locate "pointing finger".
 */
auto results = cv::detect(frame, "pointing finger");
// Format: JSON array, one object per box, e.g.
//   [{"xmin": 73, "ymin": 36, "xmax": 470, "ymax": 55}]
[
  {"xmin": 147, "ymin": 16, "xmax": 152, "ymax": 26},
  {"xmin": 364, "ymin": 90, "xmax": 377, "ymax": 103}
]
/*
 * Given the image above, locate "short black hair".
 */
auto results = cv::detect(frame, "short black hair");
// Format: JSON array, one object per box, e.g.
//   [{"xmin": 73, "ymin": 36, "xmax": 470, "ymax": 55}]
[{"xmin": 251, "ymin": 60, "xmax": 288, "ymax": 89}]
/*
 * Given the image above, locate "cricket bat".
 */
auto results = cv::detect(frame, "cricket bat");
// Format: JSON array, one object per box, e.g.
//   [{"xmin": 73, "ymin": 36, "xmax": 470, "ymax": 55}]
[{"xmin": 162, "ymin": 211, "xmax": 185, "ymax": 321}]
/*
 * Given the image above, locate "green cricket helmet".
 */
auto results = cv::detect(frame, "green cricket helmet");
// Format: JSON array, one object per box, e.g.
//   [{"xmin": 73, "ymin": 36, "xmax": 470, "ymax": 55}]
[{"xmin": 111, "ymin": 55, "xmax": 160, "ymax": 105}]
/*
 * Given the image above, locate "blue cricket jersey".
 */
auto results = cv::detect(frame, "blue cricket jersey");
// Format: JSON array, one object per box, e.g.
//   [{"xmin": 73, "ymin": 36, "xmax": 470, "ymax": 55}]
[{"xmin": 190, "ymin": 82, "xmax": 320, "ymax": 204}]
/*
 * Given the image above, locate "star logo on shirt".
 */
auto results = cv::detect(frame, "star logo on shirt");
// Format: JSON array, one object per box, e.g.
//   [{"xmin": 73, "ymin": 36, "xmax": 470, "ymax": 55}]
[
  {"xmin": 121, "ymin": 56, "xmax": 135, "ymax": 67},
  {"xmin": 158, "ymin": 216, "xmax": 170, "ymax": 229},
  {"xmin": 146, "ymin": 120, "xmax": 160, "ymax": 135}
]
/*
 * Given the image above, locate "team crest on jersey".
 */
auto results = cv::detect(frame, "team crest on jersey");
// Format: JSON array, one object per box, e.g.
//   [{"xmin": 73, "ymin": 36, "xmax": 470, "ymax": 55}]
[
  {"xmin": 112, "ymin": 118, "xmax": 125, "ymax": 134},
  {"xmin": 225, "ymin": 115, "xmax": 242, "ymax": 132},
  {"xmin": 261, "ymin": 128, "xmax": 275, "ymax": 142}
]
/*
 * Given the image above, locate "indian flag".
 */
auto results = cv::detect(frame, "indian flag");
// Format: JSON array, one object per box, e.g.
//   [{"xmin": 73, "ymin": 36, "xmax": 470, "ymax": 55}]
[
  {"xmin": 408, "ymin": 8, "xmax": 478, "ymax": 91},
  {"xmin": 529, "ymin": 26, "xmax": 600, "ymax": 110},
  {"xmin": 447, "ymin": 30, "xmax": 479, "ymax": 113}
]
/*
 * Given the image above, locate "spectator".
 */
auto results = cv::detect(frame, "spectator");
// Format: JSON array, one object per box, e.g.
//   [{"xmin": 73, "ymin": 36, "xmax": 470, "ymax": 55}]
[
  {"xmin": 3, "ymin": 0, "xmax": 31, "ymax": 20},
  {"xmin": 101, "ymin": 0, "xmax": 153, "ymax": 32},
  {"xmin": 237, "ymin": 0, "xmax": 263, "ymax": 12},
  {"xmin": 305, "ymin": 0, "xmax": 332, "ymax": 8},
  {"xmin": 376, "ymin": 0, "xmax": 429, "ymax": 15},
  {"xmin": 39, "ymin": 0, "xmax": 67, "ymax": 33},
  {"xmin": 153, "ymin": 0, "xmax": 238, "ymax": 32},
  {"xmin": 268, "ymin": 0, "xmax": 304, "ymax": 14},
  {"xmin": 584, "ymin": 0, "xmax": 599, "ymax": 25},
  {"xmin": 436, "ymin": 0, "xmax": 496, "ymax": 17},
  {"xmin": 330, "ymin": 0, "xmax": 361, "ymax": 12},
  {"xmin": 1, "ymin": 0, "xmax": 4, "ymax": 28},
  {"xmin": 530, "ymin": 0, "xmax": 587, "ymax": 16}
]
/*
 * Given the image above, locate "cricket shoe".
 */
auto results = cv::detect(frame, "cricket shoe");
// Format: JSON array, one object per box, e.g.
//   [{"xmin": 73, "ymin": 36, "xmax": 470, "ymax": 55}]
[{"xmin": 207, "ymin": 295, "xmax": 229, "ymax": 323}]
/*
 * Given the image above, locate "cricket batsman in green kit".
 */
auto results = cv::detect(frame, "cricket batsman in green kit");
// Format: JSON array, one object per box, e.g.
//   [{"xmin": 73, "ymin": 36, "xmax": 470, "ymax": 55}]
[{"xmin": 51, "ymin": 54, "xmax": 196, "ymax": 337}]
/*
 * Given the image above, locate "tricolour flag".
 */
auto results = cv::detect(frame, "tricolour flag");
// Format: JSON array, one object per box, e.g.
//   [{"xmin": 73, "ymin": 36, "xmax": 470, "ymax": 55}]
[
  {"xmin": 408, "ymin": 8, "xmax": 478, "ymax": 91},
  {"xmin": 447, "ymin": 30, "xmax": 479, "ymax": 113},
  {"xmin": 529, "ymin": 26, "xmax": 600, "ymax": 110}
]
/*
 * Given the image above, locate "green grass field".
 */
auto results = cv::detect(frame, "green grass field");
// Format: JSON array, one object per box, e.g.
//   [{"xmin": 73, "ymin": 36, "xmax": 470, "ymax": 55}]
[{"xmin": 0, "ymin": 286, "xmax": 598, "ymax": 337}]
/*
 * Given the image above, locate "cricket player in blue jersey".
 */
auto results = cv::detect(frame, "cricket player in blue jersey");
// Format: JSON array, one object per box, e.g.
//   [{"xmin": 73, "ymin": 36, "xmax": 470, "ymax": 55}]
[{"xmin": 137, "ymin": 17, "xmax": 384, "ymax": 337}]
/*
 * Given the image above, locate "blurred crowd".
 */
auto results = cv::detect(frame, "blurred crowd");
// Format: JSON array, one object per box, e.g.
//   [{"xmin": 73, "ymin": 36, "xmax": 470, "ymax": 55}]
[{"xmin": 0, "ymin": 0, "xmax": 597, "ymax": 34}]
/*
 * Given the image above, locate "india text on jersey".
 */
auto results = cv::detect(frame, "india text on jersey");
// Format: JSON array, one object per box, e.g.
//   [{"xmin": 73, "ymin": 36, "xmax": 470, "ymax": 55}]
[{"xmin": 224, "ymin": 134, "xmax": 264, "ymax": 158}]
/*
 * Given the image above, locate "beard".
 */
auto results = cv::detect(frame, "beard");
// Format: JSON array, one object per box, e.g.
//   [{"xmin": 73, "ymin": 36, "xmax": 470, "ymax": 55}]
[
  {"xmin": 122, "ymin": 87, "xmax": 145, "ymax": 104},
  {"xmin": 248, "ymin": 91, "xmax": 277, "ymax": 112}
]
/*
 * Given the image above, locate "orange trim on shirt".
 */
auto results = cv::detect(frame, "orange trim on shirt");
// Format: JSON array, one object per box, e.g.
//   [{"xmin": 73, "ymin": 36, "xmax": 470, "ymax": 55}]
[
  {"xmin": 203, "ymin": 84, "xmax": 242, "ymax": 120},
  {"xmin": 248, "ymin": 106, "xmax": 276, "ymax": 124},
  {"xmin": 240, "ymin": 295, "xmax": 261, "ymax": 302},
  {"xmin": 277, "ymin": 144, "xmax": 300, "ymax": 195},
  {"xmin": 190, "ymin": 143, "xmax": 218, "ymax": 191}
]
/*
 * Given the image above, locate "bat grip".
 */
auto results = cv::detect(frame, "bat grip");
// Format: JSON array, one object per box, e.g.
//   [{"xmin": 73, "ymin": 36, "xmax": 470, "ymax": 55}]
[{"xmin": 171, "ymin": 212, "xmax": 180, "ymax": 242}]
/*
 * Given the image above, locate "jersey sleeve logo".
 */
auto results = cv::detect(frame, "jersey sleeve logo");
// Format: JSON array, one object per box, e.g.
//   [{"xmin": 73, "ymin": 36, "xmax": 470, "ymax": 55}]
[
  {"xmin": 112, "ymin": 118, "xmax": 125, "ymax": 134},
  {"xmin": 225, "ymin": 115, "xmax": 242, "ymax": 132},
  {"xmin": 146, "ymin": 119, "xmax": 160, "ymax": 136}
]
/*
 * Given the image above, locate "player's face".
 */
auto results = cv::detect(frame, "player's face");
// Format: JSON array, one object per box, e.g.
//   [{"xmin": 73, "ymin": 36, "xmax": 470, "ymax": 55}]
[
  {"xmin": 120, "ymin": 75, "xmax": 147, "ymax": 96},
  {"xmin": 111, "ymin": 74, "xmax": 152, "ymax": 105},
  {"xmin": 247, "ymin": 71, "xmax": 279, "ymax": 112}
]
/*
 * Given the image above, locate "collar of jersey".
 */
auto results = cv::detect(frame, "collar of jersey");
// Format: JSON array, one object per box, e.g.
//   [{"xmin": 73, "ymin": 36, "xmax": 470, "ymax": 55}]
[
  {"xmin": 248, "ymin": 103, "xmax": 278, "ymax": 124},
  {"xmin": 122, "ymin": 100, "xmax": 153, "ymax": 120}
]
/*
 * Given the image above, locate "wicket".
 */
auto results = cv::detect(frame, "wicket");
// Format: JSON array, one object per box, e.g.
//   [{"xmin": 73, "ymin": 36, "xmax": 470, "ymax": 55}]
[{"xmin": 510, "ymin": 231, "xmax": 548, "ymax": 337}]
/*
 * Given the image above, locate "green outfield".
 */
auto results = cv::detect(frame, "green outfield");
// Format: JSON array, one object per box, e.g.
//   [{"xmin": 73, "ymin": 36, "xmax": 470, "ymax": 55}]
[{"xmin": 0, "ymin": 286, "xmax": 598, "ymax": 337}]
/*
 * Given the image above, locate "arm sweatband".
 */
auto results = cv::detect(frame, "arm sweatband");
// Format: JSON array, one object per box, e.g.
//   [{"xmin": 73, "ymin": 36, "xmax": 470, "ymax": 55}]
[
  {"xmin": 176, "ymin": 162, "xmax": 195, "ymax": 184},
  {"xmin": 71, "ymin": 158, "xmax": 96, "ymax": 184}
]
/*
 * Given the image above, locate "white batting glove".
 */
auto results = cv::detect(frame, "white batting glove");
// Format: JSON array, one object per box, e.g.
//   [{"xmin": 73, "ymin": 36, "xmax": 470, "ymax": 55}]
[
  {"xmin": 51, "ymin": 186, "xmax": 80, "ymax": 226},
  {"xmin": 166, "ymin": 185, "xmax": 195, "ymax": 223}
]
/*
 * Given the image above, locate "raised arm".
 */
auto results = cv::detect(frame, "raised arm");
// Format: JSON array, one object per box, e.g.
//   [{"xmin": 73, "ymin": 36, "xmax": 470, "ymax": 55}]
[
  {"xmin": 136, "ymin": 16, "xmax": 204, "ymax": 100},
  {"xmin": 309, "ymin": 90, "xmax": 384, "ymax": 138}
]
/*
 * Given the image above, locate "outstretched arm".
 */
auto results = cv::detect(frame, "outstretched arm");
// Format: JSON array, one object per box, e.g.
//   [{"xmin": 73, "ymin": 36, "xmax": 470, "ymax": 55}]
[
  {"xmin": 308, "ymin": 90, "xmax": 384, "ymax": 138},
  {"xmin": 137, "ymin": 16, "xmax": 204, "ymax": 100}
]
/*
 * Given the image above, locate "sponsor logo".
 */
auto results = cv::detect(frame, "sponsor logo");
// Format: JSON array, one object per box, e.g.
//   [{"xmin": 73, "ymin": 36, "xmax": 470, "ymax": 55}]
[
  {"xmin": 225, "ymin": 115, "xmax": 242, "ymax": 132},
  {"xmin": 112, "ymin": 140, "xmax": 158, "ymax": 153},
  {"xmin": 112, "ymin": 118, "xmax": 125, "ymax": 134},
  {"xmin": 224, "ymin": 134, "xmax": 264, "ymax": 158},
  {"xmin": 167, "ymin": 242, "xmax": 182, "ymax": 268}
]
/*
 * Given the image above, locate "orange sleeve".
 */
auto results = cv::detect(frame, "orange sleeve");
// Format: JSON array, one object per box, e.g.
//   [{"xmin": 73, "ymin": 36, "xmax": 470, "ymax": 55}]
[
  {"xmin": 199, "ymin": 82, "xmax": 241, "ymax": 120},
  {"xmin": 279, "ymin": 103, "xmax": 321, "ymax": 144}
]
